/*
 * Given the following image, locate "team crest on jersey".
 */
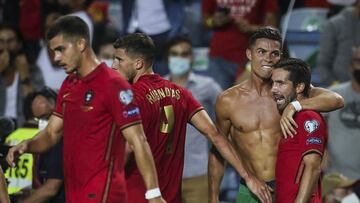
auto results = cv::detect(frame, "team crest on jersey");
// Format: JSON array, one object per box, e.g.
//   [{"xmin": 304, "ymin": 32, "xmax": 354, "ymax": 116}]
[
  {"xmin": 304, "ymin": 119, "xmax": 319, "ymax": 134},
  {"xmin": 306, "ymin": 137, "xmax": 322, "ymax": 145},
  {"xmin": 84, "ymin": 90, "xmax": 94, "ymax": 105},
  {"xmin": 119, "ymin": 89, "xmax": 133, "ymax": 105},
  {"xmin": 81, "ymin": 90, "xmax": 94, "ymax": 112}
]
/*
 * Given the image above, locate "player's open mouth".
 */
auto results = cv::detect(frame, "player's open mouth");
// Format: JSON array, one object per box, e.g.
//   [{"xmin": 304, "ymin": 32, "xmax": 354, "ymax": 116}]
[
  {"xmin": 261, "ymin": 65, "xmax": 272, "ymax": 69},
  {"xmin": 274, "ymin": 95, "xmax": 285, "ymax": 105}
]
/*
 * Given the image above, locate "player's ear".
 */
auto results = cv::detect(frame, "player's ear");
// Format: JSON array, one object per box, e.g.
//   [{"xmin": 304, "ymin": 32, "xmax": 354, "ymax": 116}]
[
  {"xmin": 246, "ymin": 48, "xmax": 252, "ymax": 61},
  {"xmin": 296, "ymin": 82, "xmax": 305, "ymax": 94},
  {"xmin": 77, "ymin": 38, "xmax": 86, "ymax": 52},
  {"xmin": 135, "ymin": 58, "xmax": 144, "ymax": 70}
]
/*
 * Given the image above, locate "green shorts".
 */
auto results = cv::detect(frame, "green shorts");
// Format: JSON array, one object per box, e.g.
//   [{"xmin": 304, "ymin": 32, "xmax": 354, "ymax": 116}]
[{"xmin": 236, "ymin": 180, "xmax": 276, "ymax": 203}]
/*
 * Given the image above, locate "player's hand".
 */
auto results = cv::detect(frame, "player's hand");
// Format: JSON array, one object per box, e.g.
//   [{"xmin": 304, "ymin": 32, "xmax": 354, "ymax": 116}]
[
  {"xmin": 245, "ymin": 175, "xmax": 273, "ymax": 203},
  {"xmin": 148, "ymin": 197, "xmax": 166, "ymax": 203},
  {"xmin": 6, "ymin": 140, "xmax": 29, "ymax": 167},
  {"xmin": 280, "ymin": 104, "xmax": 298, "ymax": 138}
]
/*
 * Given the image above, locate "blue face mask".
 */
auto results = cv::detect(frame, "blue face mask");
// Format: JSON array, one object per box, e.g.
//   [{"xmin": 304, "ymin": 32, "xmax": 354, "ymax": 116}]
[
  {"xmin": 168, "ymin": 57, "xmax": 191, "ymax": 76},
  {"xmin": 101, "ymin": 59, "xmax": 113, "ymax": 68}
]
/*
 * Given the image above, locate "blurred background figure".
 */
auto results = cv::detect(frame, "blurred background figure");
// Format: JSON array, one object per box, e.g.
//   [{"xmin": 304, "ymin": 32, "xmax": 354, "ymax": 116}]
[
  {"xmin": 0, "ymin": 23, "xmax": 43, "ymax": 127},
  {"xmin": 316, "ymin": 0, "xmax": 360, "ymax": 86},
  {"xmin": 322, "ymin": 172, "xmax": 360, "ymax": 203},
  {"xmin": 15, "ymin": 87, "xmax": 65, "ymax": 203},
  {"xmin": 324, "ymin": 46, "xmax": 360, "ymax": 180},
  {"xmin": 93, "ymin": 24, "xmax": 119, "ymax": 67},
  {"xmin": 201, "ymin": 0, "xmax": 278, "ymax": 89},
  {"xmin": 163, "ymin": 36, "xmax": 222, "ymax": 203}
]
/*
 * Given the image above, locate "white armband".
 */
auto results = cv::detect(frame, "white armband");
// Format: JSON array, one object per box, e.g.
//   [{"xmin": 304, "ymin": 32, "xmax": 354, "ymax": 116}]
[
  {"xmin": 291, "ymin": 101, "xmax": 302, "ymax": 112},
  {"xmin": 145, "ymin": 188, "xmax": 161, "ymax": 200}
]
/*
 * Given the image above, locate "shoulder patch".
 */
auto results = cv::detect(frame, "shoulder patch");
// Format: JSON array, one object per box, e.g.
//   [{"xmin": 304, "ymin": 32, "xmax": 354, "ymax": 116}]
[
  {"xmin": 119, "ymin": 89, "xmax": 134, "ymax": 105},
  {"xmin": 304, "ymin": 119, "xmax": 319, "ymax": 134}
]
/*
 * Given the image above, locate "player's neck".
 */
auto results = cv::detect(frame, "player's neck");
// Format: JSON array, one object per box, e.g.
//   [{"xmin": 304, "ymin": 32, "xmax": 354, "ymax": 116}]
[
  {"xmin": 134, "ymin": 66, "xmax": 154, "ymax": 83},
  {"xmin": 77, "ymin": 50, "xmax": 100, "ymax": 78},
  {"xmin": 250, "ymin": 74, "xmax": 272, "ymax": 96}
]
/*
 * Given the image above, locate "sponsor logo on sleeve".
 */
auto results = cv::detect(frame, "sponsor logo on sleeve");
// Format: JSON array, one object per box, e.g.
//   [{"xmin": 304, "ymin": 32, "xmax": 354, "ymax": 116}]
[
  {"xmin": 304, "ymin": 119, "xmax": 319, "ymax": 134},
  {"xmin": 306, "ymin": 137, "xmax": 322, "ymax": 145},
  {"xmin": 119, "ymin": 89, "xmax": 134, "ymax": 105},
  {"xmin": 123, "ymin": 107, "xmax": 140, "ymax": 118}
]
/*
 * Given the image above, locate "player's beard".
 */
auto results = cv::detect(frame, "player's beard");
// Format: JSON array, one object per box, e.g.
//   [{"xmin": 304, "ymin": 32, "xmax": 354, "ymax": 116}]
[{"xmin": 277, "ymin": 91, "xmax": 296, "ymax": 114}]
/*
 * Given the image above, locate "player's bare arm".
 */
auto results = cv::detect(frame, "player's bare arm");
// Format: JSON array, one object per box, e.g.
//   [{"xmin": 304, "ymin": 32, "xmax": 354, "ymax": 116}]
[
  {"xmin": 280, "ymin": 86, "xmax": 344, "ymax": 137},
  {"xmin": 6, "ymin": 115, "xmax": 63, "ymax": 167},
  {"xmin": 295, "ymin": 154, "xmax": 322, "ymax": 203},
  {"xmin": 193, "ymin": 98, "xmax": 272, "ymax": 203},
  {"xmin": 20, "ymin": 178, "xmax": 63, "ymax": 203},
  {"xmin": 122, "ymin": 123, "xmax": 166, "ymax": 203},
  {"xmin": 208, "ymin": 89, "xmax": 233, "ymax": 203}
]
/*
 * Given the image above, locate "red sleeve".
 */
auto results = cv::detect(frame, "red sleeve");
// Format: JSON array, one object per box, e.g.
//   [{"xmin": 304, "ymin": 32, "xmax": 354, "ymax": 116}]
[
  {"xmin": 53, "ymin": 77, "xmax": 69, "ymax": 118},
  {"xmin": 296, "ymin": 111, "xmax": 327, "ymax": 158},
  {"xmin": 202, "ymin": 0, "xmax": 217, "ymax": 14},
  {"xmin": 183, "ymin": 88, "xmax": 203, "ymax": 121},
  {"xmin": 107, "ymin": 77, "xmax": 142, "ymax": 130}
]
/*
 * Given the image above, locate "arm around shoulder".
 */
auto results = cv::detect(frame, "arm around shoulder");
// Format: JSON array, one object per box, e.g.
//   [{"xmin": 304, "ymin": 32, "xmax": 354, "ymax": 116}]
[{"xmin": 302, "ymin": 86, "xmax": 344, "ymax": 112}]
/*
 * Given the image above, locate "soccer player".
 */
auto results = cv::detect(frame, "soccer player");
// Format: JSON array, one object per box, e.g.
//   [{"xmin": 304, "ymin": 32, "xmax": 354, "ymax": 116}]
[
  {"xmin": 112, "ymin": 33, "xmax": 271, "ymax": 203},
  {"xmin": 6, "ymin": 16, "xmax": 165, "ymax": 203},
  {"xmin": 272, "ymin": 58, "xmax": 327, "ymax": 203},
  {"xmin": 209, "ymin": 27, "xmax": 344, "ymax": 203}
]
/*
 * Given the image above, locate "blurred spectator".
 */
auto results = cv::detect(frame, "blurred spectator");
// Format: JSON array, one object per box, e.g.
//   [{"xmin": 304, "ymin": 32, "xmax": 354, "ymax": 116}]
[
  {"xmin": 0, "ymin": 23, "xmax": 43, "ymax": 127},
  {"xmin": 317, "ymin": 0, "xmax": 360, "ymax": 86},
  {"xmin": 36, "ymin": 12, "xmax": 66, "ymax": 91},
  {"xmin": 327, "ymin": 0, "xmax": 356, "ymax": 18},
  {"xmin": 93, "ymin": 23, "xmax": 119, "ymax": 67},
  {"xmin": 163, "ymin": 36, "xmax": 222, "ymax": 203},
  {"xmin": 325, "ymin": 47, "xmax": 360, "ymax": 180},
  {"xmin": 16, "ymin": 87, "xmax": 65, "ymax": 203},
  {"xmin": 121, "ymin": 0, "xmax": 184, "ymax": 75},
  {"xmin": 202, "ymin": 0, "xmax": 278, "ymax": 89},
  {"xmin": 322, "ymin": 172, "xmax": 359, "ymax": 203}
]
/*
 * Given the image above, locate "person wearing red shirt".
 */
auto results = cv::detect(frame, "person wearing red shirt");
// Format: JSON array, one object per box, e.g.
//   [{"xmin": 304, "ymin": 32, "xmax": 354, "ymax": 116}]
[
  {"xmin": 271, "ymin": 58, "xmax": 328, "ymax": 203},
  {"xmin": 6, "ymin": 16, "xmax": 165, "ymax": 203},
  {"xmin": 202, "ymin": 0, "xmax": 278, "ymax": 89},
  {"xmin": 111, "ymin": 33, "xmax": 272, "ymax": 203}
]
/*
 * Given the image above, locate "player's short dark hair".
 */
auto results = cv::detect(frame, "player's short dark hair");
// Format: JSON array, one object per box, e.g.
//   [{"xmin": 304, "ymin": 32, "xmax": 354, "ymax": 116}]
[
  {"xmin": 113, "ymin": 33, "xmax": 156, "ymax": 66},
  {"xmin": 165, "ymin": 35, "xmax": 192, "ymax": 56},
  {"xmin": 249, "ymin": 27, "xmax": 282, "ymax": 48},
  {"xmin": 273, "ymin": 58, "xmax": 311, "ymax": 97},
  {"xmin": 46, "ymin": 15, "xmax": 90, "ymax": 44}
]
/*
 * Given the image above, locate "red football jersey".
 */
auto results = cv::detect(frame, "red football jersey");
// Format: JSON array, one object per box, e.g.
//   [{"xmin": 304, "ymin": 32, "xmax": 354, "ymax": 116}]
[
  {"xmin": 54, "ymin": 63, "xmax": 141, "ymax": 203},
  {"xmin": 126, "ymin": 74, "xmax": 203, "ymax": 203},
  {"xmin": 276, "ymin": 110, "xmax": 327, "ymax": 203}
]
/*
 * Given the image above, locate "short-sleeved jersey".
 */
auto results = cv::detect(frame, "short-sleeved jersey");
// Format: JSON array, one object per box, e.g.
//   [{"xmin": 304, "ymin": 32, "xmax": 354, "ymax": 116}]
[
  {"xmin": 276, "ymin": 110, "xmax": 327, "ymax": 203},
  {"xmin": 54, "ymin": 63, "xmax": 141, "ymax": 203},
  {"xmin": 126, "ymin": 74, "xmax": 203, "ymax": 203}
]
